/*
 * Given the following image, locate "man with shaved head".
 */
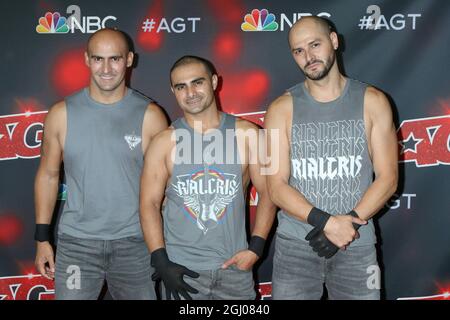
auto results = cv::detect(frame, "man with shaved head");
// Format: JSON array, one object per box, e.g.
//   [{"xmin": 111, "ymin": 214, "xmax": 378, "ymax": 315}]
[
  {"xmin": 34, "ymin": 28, "xmax": 168, "ymax": 299},
  {"xmin": 265, "ymin": 17, "xmax": 398, "ymax": 299}
]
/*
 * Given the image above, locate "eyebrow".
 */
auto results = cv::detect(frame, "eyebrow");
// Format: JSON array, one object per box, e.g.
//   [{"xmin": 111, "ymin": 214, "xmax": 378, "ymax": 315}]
[
  {"xmin": 173, "ymin": 77, "xmax": 206, "ymax": 88},
  {"xmin": 190, "ymin": 77, "xmax": 206, "ymax": 83},
  {"xmin": 291, "ymin": 38, "xmax": 322, "ymax": 52},
  {"xmin": 90, "ymin": 54, "xmax": 124, "ymax": 59}
]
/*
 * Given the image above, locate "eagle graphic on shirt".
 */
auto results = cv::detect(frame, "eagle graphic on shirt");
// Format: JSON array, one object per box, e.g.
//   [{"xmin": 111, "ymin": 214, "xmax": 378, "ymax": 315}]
[{"xmin": 172, "ymin": 168, "xmax": 240, "ymax": 234}]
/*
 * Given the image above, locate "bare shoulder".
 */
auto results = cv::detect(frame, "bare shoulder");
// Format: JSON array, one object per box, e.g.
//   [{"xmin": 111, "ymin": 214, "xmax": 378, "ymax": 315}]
[
  {"xmin": 364, "ymin": 86, "xmax": 392, "ymax": 116},
  {"xmin": 149, "ymin": 127, "xmax": 176, "ymax": 149},
  {"xmin": 143, "ymin": 102, "xmax": 169, "ymax": 137},
  {"xmin": 45, "ymin": 101, "xmax": 66, "ymax": 127},
  {"xmin": 264, "ymin": 92, "xmax": 293, "ymax": 128},
  {"xmin": 144, "ymin": 102, "xmax": 168, "ymax": 123},
  {"xmin": 235, "ymin": 117, "xmax": 260, "ymax": 133},
  {"xmin": 47, "ymin": 100, "xmax": 66, "ymax": 117},
  {"xmin": 266, "ymin": 92, "xmax": 292, "ymax": 118},
  {"xmin": 268, "ymin": 92, "xmax": 292, "ymax": 112},
  {"xmin": 145, "ymin": 102, "xmax": 166, "ymax": 116}
]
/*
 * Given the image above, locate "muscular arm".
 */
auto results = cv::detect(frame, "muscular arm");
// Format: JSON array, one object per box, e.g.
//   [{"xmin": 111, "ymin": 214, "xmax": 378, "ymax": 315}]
[
  {"xmin": 244, "ymin": 122, "xmax": 277, "ymax": 240},
  {"xmin": 34, "ymin": 101, "xmax": 65, "ymax": 279},
  {"xmin": 221, "ymin": 120, "xmax": 276, "ymax": 270},
  {"xmin": 140, "ymin": 129, "xmax": 201, "ymax": 298},
  {"xmin": 354, "ymin": 87, "xmax": 398, "ymax": 220},
  {"xmin": 141, "ymin": 102, "xmax": 169, "ymax": 153},
  {"xmin": 139, "ymin": 103, "xmax": 168, "ymax": 251},
  {"xmin": 34, "ymin": 102, "xmax": 65, "ymax": 225},
  {"xmin": 140, "ymin": 129, "xmax": 173, "ymax": 252},
  {"xmin": 265, "ymin": 94, "xmax": 314, "ymax": 222}
]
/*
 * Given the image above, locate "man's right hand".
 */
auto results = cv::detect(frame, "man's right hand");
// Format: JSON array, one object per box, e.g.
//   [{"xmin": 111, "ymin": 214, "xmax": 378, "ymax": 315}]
[
  {"xmin": 151, "ymin": 248, "xmax": 199, "ymax": 300},
  {"xmin": 323, "ymin": 215, "xmax": 367, "ymax": 248},
  {"xmin": 35, "ymin": 241, "xmax": 55, "ymax": 280}
]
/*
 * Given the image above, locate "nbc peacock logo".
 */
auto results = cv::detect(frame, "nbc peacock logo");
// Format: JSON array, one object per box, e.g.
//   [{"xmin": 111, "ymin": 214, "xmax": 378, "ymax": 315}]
[
  {"xmin": 241, "ymin": 9, "xmax": 279, "ymax": 32},
  {"xmin": 36, "ymin": 12, "xmax": 70, "ymax": 34}
]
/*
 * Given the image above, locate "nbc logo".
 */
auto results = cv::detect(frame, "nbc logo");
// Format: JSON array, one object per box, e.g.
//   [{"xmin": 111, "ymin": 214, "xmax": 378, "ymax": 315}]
[
  {"xmin": 241, "ymin": 9, "xmax": 279, "ymax": 32},
  {"xmin": 36, "ymin": 12, "xmax": 69, "ymax": 33}
]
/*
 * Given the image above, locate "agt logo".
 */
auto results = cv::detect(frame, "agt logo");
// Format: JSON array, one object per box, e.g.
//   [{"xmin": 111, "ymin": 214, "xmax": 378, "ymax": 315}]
[
  {"xmin": 241, "ymin": 9, "xmax": 331, "ymax": 32},
  {"xmin": 140, "ymin": 17, "xmax": 201, "ymax": 33},
  {"xmin": 385, "ymin": 193, "xmax": 416, "ymax": 210},
  {"xmin": 36, "ymin": 5, "xmax": 117, "ymax": 34},
  {"xmin": 358, "ymin": 5, "xmax": 421, "ymax": 31},
  {"xmin": 397, "ymin": 115, "xmax": 450, "ymax": 167},
  {"xmin": 0, "ymin": 275, "xmax": 54, "ymax": 300},
  {"xmin": 257, "ymin": 282, "xmax": 272, "ymax": 300},
  {"xmin": 0, "ymin": 111, "xmax": 46, "ymax": 161}
]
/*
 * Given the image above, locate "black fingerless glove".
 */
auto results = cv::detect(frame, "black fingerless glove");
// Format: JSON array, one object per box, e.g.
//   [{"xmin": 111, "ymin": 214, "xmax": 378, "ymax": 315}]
[
  {"xmin": 305, "ymin": 210, "xmax": 363, "ymax": 259},
  {"xmin": 151, "ymin": 248, "xmax": 200, "ymax": 300},
  {"xmin": 305, "ymin": 226, "xmax": 339, "ymax": 259}
]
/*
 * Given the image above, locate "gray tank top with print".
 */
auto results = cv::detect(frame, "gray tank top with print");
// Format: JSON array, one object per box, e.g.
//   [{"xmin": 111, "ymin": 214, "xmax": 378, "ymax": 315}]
[
  {"xmin": 58, "ymin": 88, "xmax": 149, "ymax": 240},
  {"xmin": 163, "ymin": 113, "xmax": 248, "ymax": 270},
  {"xmin": 277, "ymin": 78, "xmax": 376, "ymax": 246}
]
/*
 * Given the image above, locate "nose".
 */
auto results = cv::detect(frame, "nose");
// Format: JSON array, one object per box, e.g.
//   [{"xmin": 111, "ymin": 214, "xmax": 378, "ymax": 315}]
[
  {"xmin": 304, "ymin": 49, "xmax": 313, "ymax": 64},
  {"xmin": 102, "ymin": 60, "xmax": 111, "ymax": 74},
  {"xmin": 186, "ymin": 85, "xmax": 196, "ymax": 97}
]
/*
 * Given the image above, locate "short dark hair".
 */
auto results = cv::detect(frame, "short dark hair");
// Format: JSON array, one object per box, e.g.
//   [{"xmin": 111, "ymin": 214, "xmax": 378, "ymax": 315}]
[{"xmin": 170, "ymin": 55, "xmax": 217, "ymax": 83}]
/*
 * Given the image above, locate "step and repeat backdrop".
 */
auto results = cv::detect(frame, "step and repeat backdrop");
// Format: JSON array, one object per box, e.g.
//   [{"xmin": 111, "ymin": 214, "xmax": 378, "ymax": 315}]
[{"xmin": 0, "ymin": 0, "xmax": 449, "ymax": 300}]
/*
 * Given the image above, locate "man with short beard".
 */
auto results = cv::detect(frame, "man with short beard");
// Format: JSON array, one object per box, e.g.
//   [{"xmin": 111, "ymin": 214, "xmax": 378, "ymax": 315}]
[
  {"xmin": 265, "ymin": 17, "xmax": 398, "ymax": 299},
  {"xmin": 34, "ymin": 28, "xmax": 168, "ymax": 299}
]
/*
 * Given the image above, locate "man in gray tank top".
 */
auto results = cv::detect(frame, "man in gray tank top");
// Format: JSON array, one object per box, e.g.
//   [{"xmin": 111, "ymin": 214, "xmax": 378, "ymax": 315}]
[
  {"xmin": 265, "ymin": 17, "xmax": 398, "ymax": 299},
  {"xmin": 140, "ymin": 56, "xmax": 276, "ymax": 300},
  {"xmin": 33, "ymin": 28, "xmax": 168, "ymax": 299}
]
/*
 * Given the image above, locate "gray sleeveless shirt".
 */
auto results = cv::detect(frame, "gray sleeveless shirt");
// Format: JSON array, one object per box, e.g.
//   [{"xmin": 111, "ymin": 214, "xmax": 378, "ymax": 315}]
[
  {"xmin": 277, "ymin": 78, "xmax": 376, "ymax": 246},
  {"xmin": 163, "ymin": 113, "xmax": 248, "ymax": 270},
  {"xmin": 58, "ymin": 88, "xmax": 149, "ymax": 239}
]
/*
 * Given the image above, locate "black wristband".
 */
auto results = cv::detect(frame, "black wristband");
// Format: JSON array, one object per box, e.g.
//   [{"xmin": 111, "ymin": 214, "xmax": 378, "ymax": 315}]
[
  {"xmin": 349, "ymin": 210, "xmax": 359, "ymax": 218},
  {"xmin": 349, "ymin": 210, "xmax": 363, "ymax": 231},
  {"xmin": 307, "ymin": 207, "xmax": 331, "ymax": 230},
  {"xmin": 34, "ymin": 224, "xmax": 51, "ymax": 242},
  {"xmin": 151, "ymin": 247, "xmax": 169, "ymax": 268},
  {"xmin": 248, "ymin": 235, "xmax": 266, "ymax": 257}
]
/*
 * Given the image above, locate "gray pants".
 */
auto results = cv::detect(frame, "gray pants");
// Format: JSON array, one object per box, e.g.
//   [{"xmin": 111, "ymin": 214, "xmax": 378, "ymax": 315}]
[
  {"xmin": 272, "ymin": 232, "xmax": 380, "ymax": 300},
  {"xmin": 160, "ymin": 266, "xmax": 256, "ymax": 300},
  {"xmin": 55, "ymin": 233, "xmax": 156, "ymax": 300}
]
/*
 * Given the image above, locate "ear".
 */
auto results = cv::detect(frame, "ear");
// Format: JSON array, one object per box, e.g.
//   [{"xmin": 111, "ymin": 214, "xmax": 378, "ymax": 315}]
[
  {"xmin": 330, "ymin": 31, "xmax": 339, "ymax": 50},
  {"xmin": 126, "ymin": 52, "xmax": 134, "ymax": 68},
  {"xmin": 212, "ymin": 74, "xmax": 218, "ymax": 91},
  {"xmin": 84, "ymin": 51, "xmax": 90, "ymax": 67}
]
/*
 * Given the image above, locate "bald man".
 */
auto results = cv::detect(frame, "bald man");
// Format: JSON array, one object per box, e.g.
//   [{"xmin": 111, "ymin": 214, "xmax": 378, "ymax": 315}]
[
  {"xmin": 34, "ymin": 28, "xmax": 168, "ymax": 300},
  {"xmin": 265, "ymin": 17, "xmax": 398, "ymax": 299}
]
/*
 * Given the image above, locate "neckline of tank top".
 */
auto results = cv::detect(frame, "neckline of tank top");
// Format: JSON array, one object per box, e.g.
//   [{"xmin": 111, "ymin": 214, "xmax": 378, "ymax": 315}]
[
  {"xmin": 301, "ymin": 77, "xmax": 350, "ymax": 108},
  {"xmin": 83, "ymin": 87, "xmax": 133, "ymax": 109},
  {"xmin": 179, "ymin": 112, "xmax": 227, "ymax": 136}
]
